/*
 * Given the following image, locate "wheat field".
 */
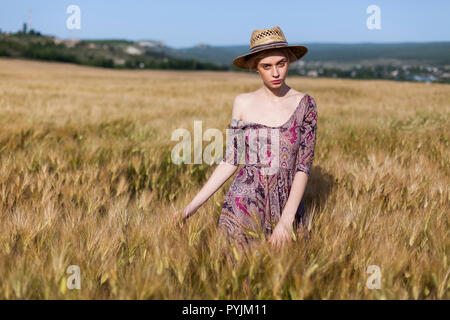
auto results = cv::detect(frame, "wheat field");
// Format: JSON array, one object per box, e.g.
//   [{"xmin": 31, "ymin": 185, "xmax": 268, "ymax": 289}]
[{"xmin": 0, "ymin": 58, "xmax": 448, "ymax": 299}]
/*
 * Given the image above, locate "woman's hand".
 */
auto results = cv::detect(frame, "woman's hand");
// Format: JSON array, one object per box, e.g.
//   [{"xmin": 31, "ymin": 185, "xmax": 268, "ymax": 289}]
[
  {"xmin": 172, "ymin": 204, "xmax": 197, "ymax": 228},
  {"xmin": 268, "ymin": 217, "xmax": 294, "ymax": 248}
]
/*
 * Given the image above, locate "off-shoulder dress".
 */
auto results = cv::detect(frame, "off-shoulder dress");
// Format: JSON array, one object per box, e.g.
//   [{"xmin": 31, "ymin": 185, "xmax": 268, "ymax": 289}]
[{"xmin": 218, "ymin": 93, "xmax": 318, "ymax": 247}]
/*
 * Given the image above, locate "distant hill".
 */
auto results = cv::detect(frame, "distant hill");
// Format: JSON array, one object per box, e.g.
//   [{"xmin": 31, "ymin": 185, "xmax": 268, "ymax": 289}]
[
  {"xmin": 169, "ymin": 42, "xmax": 450, "ymax": 66},
  {"xmin": 165, "ymin": 42, "xmax": 450, "ymax": 83},
  {"xmin": 0, "ymin": 31, "xmax": 228, "ymax": 71},
  {"xmin": 168, "ymin": 44, "xmax": 245, "ymax": 67},
  {"xmin": 1, "ymin": 28, "xmax": 449, "ymax": 83}
]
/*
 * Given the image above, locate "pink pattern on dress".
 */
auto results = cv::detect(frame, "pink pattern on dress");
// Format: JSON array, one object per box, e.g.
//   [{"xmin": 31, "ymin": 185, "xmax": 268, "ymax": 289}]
[
  {"xmin": 218, "ymin": 94, "xmax": 318, "ymax": 247},
  {"xmin": 286, "ymin": 118, "xmax": 297, "ymax": 144},
  {"xmin": 235, "ymin": 197, "xmax": 251, "ymax": 216}
]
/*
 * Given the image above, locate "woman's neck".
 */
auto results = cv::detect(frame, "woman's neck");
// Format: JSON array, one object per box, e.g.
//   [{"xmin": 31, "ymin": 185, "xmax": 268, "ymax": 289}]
[{"xmin": 261, "ymin": 83, "xmax": 291, "ymax": 100}]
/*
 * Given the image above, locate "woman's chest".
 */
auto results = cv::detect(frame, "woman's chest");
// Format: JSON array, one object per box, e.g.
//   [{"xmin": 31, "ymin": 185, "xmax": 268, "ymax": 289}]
[{"xmin": 240, "ymin": 121, "xmax": 302, "ymax": 166}]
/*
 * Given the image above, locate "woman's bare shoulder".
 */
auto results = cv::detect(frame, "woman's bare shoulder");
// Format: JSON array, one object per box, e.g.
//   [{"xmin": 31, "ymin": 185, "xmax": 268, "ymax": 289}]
[
  {"xmin": 231, "ymin": 92, "xmax": 254, "ymax": 120},
  {"xmin": 235, "ymin": 91, "xmax": 257, "ymax": 102},
  {"xmin": 235, "ymin": 89, "xmax": 266, "ymax": 105},
  {"xmin": 232, "ymin": 89, "xmax": 307, "ymax": 120},
  {"xmin": 288, "ymin": 88, "xmax": 306, "ymax": 98}
]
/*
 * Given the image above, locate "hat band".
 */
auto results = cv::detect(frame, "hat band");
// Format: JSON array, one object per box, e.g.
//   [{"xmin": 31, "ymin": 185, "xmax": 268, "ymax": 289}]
[{"xmin": 249, "ymin": 41, "xmax": 288, "ymax": 53}]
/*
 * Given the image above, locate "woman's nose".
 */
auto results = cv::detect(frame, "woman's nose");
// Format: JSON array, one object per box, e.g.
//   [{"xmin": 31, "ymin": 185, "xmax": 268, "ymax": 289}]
[{"xmin": 272, "ymin": 67, "xmax": 279, "ymax": 77}]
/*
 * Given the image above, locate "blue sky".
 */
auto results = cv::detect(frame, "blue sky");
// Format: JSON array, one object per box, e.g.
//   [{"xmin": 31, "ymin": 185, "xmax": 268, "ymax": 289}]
[{"xmin": 1, "ymin": 0, "xmax": 449, "ymax": 48}]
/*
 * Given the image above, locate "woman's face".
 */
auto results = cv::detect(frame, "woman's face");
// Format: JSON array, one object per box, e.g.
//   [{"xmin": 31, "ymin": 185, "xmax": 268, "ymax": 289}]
[{"xmin": 255, "ymin": 50, "xmax": 289, "ymax": 88}]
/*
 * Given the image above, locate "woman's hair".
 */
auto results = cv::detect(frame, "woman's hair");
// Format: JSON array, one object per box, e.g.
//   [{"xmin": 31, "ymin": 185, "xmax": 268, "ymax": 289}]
[{"xmin": 247, "ymin": 47, "xmax": 297, "ymax": 72}]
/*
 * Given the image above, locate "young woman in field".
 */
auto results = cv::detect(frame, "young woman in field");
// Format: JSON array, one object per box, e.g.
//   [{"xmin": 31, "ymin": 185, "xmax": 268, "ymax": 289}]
[{"xmin": 172, "ymin": 26, "xmax": 318, "ymax": 250}]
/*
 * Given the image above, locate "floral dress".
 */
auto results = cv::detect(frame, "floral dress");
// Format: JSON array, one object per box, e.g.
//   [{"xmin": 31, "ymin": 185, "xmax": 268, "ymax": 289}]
[{"xmin": 218, "ymin": 94, "xmax": 318, "ymax": 246}]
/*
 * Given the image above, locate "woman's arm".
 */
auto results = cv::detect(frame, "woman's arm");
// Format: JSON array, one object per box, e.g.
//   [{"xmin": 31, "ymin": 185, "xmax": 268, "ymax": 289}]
[
  {"xmin": 269, "ymin": 167, "xmax": 309, "ymax": 248},
  {"xmin": 173, "ymin": 96, "xmax": 243, "ymax": 224},
  {"xmin": 172, "ymin": 159, "xmax": 239, "ymax": 225},
  {"xmin": 185, "ymin": 161, "xmax": 239, "ymax": 213},
  {"xmin": 269, "ymin": 95, "xmax": 318, "ymax": 247},
  {"xmin": 278, "ymin": 171, "xmax": 309, "ymax": 225}
]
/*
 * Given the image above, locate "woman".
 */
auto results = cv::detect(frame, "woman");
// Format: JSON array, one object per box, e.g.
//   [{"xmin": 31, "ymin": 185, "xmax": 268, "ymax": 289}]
[{"xmin": 172, "ymin": 26, "xmax": 318, "ymax": 250}]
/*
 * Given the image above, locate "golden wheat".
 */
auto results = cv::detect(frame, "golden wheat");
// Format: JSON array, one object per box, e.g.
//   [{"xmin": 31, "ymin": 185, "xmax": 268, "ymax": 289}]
[{"xmin": 0, "ymin": 58, "xmax": 448, "ymax": 299}]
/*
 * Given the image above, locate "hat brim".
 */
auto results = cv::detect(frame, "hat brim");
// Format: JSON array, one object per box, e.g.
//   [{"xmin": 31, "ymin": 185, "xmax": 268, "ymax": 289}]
[{"xmin": 232, "ymin": 45, "xmax": 308, "ymax": 70}]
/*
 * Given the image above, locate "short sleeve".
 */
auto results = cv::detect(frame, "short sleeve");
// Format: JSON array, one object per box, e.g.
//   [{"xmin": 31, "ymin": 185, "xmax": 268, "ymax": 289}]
[
  {"xmin": 222, "ymin": 121, "xmax": 245, "ymax": 166},
  {"xmin": 295, "ymin": 95, "xmax": 318, "ymax": 176}
]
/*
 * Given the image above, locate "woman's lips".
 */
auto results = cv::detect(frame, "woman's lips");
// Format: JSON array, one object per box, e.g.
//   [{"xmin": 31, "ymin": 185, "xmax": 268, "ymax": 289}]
[{"xmin": 271, "ymin": 79, "xmax": 281, "ymax": 84}]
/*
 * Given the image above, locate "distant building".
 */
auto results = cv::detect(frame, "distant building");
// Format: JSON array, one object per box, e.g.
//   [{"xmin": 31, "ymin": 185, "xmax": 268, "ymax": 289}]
[
  {"xmin": 114, "ymin": 58, "xmax": 125, "ymax": 66},
  {"xmin": 408, "ymin": 75, "xmax": 436, "ymax": 82},
  {"xmin": 65, "ymin": 39, "xmax": 80, "ymax": 48},
  {"xmin": 307, "ymin": 70, "xmax": 318, "ymax": 77},
  {"xmin": 52, "ymin": 38, "xmax": 80, "ymax": 48},
  {"xmin": 125, "ymin": 46, "xmax": 143, "ymax": 55}
]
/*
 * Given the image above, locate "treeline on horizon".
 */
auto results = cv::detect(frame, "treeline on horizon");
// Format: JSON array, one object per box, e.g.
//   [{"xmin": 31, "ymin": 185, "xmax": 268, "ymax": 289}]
[
  {"xmin": 1, "ymin": 26, "xmax": 449, "ymax": 83},
  {"xmin": 0, "ymin": 27, "xmax": 230, "ymax": 71}
]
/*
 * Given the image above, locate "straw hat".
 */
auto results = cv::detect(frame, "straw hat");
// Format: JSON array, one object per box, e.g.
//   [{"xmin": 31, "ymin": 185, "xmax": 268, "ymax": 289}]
[{"xmin": 232, "ymin": 26, "xmax": 308, "ymax": 70}]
